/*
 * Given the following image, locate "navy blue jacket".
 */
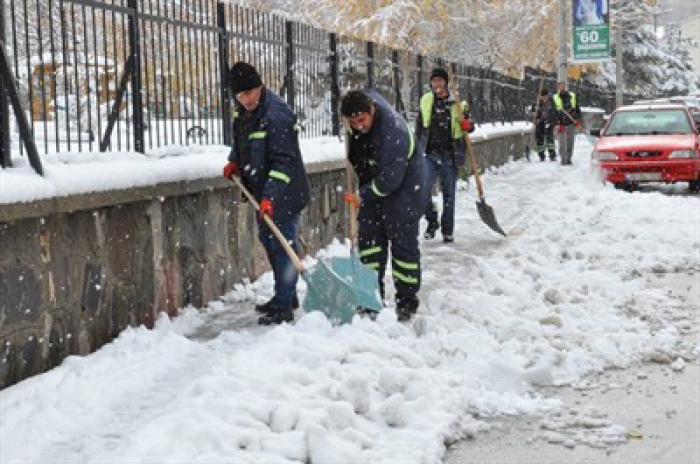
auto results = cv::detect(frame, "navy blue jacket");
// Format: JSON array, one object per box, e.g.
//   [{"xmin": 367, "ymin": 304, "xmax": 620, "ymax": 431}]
[
  {"xmin": 347, "ymin": 90, "xmax": 428, "ymax": 223},
  {"xmin": 229, "ymin": 89, "xmax": 310, "ymax": 223}
]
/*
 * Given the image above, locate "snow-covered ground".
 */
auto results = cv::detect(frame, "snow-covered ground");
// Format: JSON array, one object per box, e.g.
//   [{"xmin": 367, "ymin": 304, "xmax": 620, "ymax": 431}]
[{"xmin": 1, "ymin": 135, "xmax": 698, "ymax": 463}]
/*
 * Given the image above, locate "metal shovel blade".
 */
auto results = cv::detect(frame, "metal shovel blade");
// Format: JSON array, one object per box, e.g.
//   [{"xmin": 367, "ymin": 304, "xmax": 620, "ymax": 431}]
[
  {"xmin": 302, "ymin": 251, "xmax": 383, "ymax": 325},
  {"xmin": 476, "ymin": 198, "xmax": 507, "ymax": 236}
]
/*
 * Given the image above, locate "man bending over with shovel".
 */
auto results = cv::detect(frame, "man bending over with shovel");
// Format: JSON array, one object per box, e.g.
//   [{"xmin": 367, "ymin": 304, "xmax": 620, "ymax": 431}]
[
  {"xmin": 341, "ymin": 90, "xmax": 429, "ymax": 322},
  {"xmin": 223, "ymin": 61, "xmax": 311, "ymax": 325}
]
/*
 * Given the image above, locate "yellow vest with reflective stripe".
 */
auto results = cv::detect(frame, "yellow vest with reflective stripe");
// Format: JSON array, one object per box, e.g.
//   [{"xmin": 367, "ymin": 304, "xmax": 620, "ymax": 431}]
[
  {"xmin": 420, "ymin": 92, "xmax": 467, "ymax": 139},
  {"xmin": 553, "ymin": 92, "xmax": 577, "ymax": 111}
]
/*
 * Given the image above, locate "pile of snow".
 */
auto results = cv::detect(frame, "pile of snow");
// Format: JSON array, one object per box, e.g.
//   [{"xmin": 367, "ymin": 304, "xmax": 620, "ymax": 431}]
[{"xmin": 1, "ymin": 135, "xmax": 698, "ymax": 463}]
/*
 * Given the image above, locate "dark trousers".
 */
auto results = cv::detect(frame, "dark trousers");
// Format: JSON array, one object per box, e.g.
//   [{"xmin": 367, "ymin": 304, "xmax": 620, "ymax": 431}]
[
  {"xmin": 357, "ymin": 201, "xmax": 421, "ymax": 308},
  {"xmin": 423, "ymin": 152, "xmax": 457, "ymax": 235},
  {"xmin": 257, "ymin": 215, "xmax": 300, "ymax": 308},
  {"xmin": 535, "ymin": 123, "xmax": 556, "ymax": 160}
]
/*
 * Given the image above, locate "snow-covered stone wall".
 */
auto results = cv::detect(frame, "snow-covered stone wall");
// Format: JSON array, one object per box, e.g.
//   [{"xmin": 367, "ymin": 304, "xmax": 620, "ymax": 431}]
[{"xmin": 0, "ymin": 131, "xmax": 530, "ymax": 388}]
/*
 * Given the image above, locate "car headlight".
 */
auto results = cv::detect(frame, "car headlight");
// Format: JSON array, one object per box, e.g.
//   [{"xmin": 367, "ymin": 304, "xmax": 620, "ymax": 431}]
[
  {"xmin": 669, "ymin": 150, "xmax": 699, "ymax": 159},
  {"xmin": 592, "ymin": 151, "xmax": 618, "ymax": 160}
]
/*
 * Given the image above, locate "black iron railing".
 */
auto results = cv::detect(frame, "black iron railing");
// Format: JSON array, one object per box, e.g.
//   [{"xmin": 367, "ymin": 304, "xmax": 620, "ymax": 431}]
[{"xmin": 1, "ymin": 0, "xmax": 635, "ymax": 175}]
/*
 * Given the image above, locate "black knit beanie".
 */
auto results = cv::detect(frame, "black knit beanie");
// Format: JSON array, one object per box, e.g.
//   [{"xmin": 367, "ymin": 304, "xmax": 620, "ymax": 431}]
[
  {"xmin": 229, "ymin": 61, "xmax": 263, "ymax": 93},
  {"xmin": 430, "ymin": 67, "xmax": 449, "ymax": 83}
]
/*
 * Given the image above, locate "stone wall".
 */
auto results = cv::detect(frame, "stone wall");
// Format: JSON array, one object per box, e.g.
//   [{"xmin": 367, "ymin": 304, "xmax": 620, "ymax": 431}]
[{"xmin": 0, "ymin": 131, "xmax": 529, "ymax": 388}]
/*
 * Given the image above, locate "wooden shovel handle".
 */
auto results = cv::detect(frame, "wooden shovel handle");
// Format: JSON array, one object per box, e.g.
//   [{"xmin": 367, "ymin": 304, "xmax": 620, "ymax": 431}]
[
  {"xmin": 341, "ymin": 120, "xmax": 359, "ymax": 246},
  {"xmin": 447, "ymin": 64, "xmax": 485, "ymax": 198},
  {"xmin": 230, "ymin": 175, "xmax": 305, "ymax": 273},
  {"xmin": 561, "ymin": 108, "xmax": 584, "ymax": 132}
]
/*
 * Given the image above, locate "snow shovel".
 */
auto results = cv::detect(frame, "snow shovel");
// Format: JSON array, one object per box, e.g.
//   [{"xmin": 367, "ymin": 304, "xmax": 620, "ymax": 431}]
[
  {"xmin": 307, "ymin": 123, "xmax": 384, "ymax": 320},
  {"xmin": 304, "ymin": 154, "xmax": 383, "ymax": 321},
  {"xmin": 230, "ymin": 175, "xmax": 381, "ymax": 325},
  {"xmin": 447, "ymin": 64, "xmax": 507, "ymax": 237},
  {"xmin": 332, "ymin": 128, "xmax": 384, "ymax": 318}
]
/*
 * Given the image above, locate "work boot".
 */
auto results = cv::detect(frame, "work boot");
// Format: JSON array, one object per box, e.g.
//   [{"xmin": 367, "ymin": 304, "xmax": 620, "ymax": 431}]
[
  {"xmin": 258, "ymin": 309, "xmax": 294, "ymax": 325},
  {"xmin": 539, "ymin": 155, "xmax": 546, "ymax": 162},
  {"xmin": 255, "ymin": 293, "xmax": 298, "ymax": 314},
  {"xmin": 396, "ymin": 295, "xmax": 419, "ymax": 322},
  {"xmin": 443, "ymin": 234, "xmax": 454, "ymax": 243},
  {"xmin": 357, "ymin": 307, "xmax": 380, "ymax": 321},
  {"xmin": 424, "ymin": 222, "xmax": 439, "ymax": 240}
]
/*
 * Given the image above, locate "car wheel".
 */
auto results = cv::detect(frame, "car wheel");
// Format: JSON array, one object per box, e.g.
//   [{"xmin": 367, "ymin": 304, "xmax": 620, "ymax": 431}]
[{"xmin": 689, "ymin": 179, "xmax": 700, "ymax": 192}]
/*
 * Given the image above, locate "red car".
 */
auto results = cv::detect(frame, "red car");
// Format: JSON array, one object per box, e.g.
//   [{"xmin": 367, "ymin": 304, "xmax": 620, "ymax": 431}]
[{"xmin": 591, "ymin": 104, "xmax": 700, "ymax": 191}]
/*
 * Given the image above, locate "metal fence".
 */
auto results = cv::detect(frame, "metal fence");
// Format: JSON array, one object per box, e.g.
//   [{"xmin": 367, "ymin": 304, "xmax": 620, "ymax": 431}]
[{"xmin": 1, "ymin": 0, "xmax": 639, "ymax": 174}]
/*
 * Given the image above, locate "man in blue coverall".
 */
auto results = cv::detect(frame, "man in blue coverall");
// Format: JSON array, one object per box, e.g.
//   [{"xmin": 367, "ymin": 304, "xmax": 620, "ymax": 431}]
[
  {"xmin": 340, "ymin": 90, "xmax": 429, "ymax": 321},
  {"xmin": 222, "ymin": 62, "xmax": 311, "ymax": 325}
]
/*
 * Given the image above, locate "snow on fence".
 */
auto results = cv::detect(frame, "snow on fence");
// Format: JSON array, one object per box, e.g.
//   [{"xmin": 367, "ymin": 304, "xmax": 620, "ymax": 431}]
[{"xmin": 1, "ymin": 0, "xmax": 627, "ymax": 173}]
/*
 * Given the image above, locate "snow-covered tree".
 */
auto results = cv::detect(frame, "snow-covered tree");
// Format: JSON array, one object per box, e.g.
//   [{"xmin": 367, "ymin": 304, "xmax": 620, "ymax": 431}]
[
  {"xmin": 582, "ymin": 0, "xmax": 698, "ymax": 96},
  {"xmin": 657, "ymin": 31, "xmax": 700, "ymax": 94}
]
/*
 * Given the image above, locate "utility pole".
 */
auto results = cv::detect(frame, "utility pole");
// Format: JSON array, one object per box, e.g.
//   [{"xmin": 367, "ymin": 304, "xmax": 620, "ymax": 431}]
[
  {"xmin": 615, "ymin": 23, "xmax": 624, "ymax": 107},
  {"xmin": 557, "ymin": 0, "xmax": 568, "ymax": 84}
]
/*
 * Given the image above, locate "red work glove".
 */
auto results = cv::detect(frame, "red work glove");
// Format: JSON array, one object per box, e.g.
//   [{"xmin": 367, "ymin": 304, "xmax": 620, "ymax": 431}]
[
  {"xmin": 460, "ymin": 119, "xmax": 473, "ymax": 132},
  {"xmin": 259, "ymin": 198, "xmax": 273, "ymax": 220},
  {"xmin": 344, "ymin": 193, "xmax": 361, "ymax": 209},
  {"xmin": 223, "ymin": 162, "xmax": 238, "ymax": 179},
  {"xmin": 558, "ymin": 125, "xmax": 565, "ymax": 133},
  {"xmin": 574, "ymin": 120, "xmax": 582, "ymax": 128}
]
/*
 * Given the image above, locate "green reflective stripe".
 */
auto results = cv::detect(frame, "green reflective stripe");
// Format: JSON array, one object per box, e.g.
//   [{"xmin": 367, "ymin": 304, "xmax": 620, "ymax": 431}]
[
  {"xmin": 269, "ymin": 170, "xmax": 290, "ymax": 183},
  {"xmin": 420, "ymin": 93, "xmax": 433, "ymax": 128},
  {"xmin": 392, "ymin": 257, "xmax": 419, "ymax": 271},
  {"xmin": 363, "ymin": 262, "xmax": 380, "ymax": 270},
  {"xmin": 392, "ymin": 269, "xmax": 418, "ymax": 284},
  {"xmin": 405, "ymin": 120, "xmax": 415, "ymax": 159},
  {"xmin": 368, "ymin": 160, "xmax": 377, "ymax": 166},
  {"xmin": 249, "ymin": 131, "xmax": 266, "ymax": 140},
  {"xmin": 359, "ymin": 246, "xmax": 382, "ymax": 258},
  {"xmin": 371, "ymin": 181, "xmax": 387, "ymax": 197},
  {"xmin": 451, "ymin": 103, "xmax": 465, "ymax": 139},
  {"xmin": 294, "ymin": 123, "xmax": 301, "ymax": 132}
]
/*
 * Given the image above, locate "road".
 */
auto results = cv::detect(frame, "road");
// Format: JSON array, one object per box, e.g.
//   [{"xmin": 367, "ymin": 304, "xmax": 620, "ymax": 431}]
[{"xmin": 444, "ymin": 271, "xmax": 700, "ymax": 464}]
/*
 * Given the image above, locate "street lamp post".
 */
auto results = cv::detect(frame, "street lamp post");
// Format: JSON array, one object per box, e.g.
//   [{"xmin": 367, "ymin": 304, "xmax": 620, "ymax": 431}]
[
  {"xmin": 615, "ymin": 22, "xmax": 624, "ymax": 107},
  {"xmin": 557, "ymin": 0, "xmax": 568, "ymax": 85}
]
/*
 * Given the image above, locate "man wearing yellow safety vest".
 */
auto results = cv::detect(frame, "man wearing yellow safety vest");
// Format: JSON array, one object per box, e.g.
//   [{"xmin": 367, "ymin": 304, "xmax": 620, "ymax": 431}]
[
  {"xmin": 341, "ymin": 90, "xmax": 429, "ymax": 322},
  {"xmin": 222, "ymin": 61, "xmax": 311, "ymax": 325},
  {"xmin": 550, "ymin": 81, "xmax": 582, "ymax": 165},
  {"xmin": 415, "ymin": 67, "xmax": 474, "ymax": 243}
]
